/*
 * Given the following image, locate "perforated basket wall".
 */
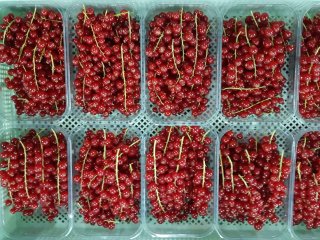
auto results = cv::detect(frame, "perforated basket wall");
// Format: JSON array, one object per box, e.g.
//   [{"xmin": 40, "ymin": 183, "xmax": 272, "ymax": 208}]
[
  {"xmin": 0, "ymin": 3, "xmax": 70, "ymax": 123},
  {"xmin": 143, "ymin": 124, "xmax": 217, "ymax": 238},
  {"xmin": 0, "ymin": 127, "xmax": 72, "ymax": 240},
  {"xmin": 221, "ymin": 4, "xmax": 297, "ymax": 123},
  {"xmin": 144, "ymin": 4, "xmax": 220, "ymax": 124},
  {"xmin": 215, "ymin": 123, "xmax": 294, "ymax": 240},
  {"xmin": 67, "ymin": 2, "xmax": 143, "ymax": 123},
  {"xmin": 70, "ymin": 123, "xmax": 144, "ymax": 239}
]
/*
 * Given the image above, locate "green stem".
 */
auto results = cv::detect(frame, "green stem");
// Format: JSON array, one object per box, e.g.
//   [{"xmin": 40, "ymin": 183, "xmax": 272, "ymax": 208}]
[
  {"xmin": 19, "ymin": 8, "xmax": 37, "ymax": 60},
  {"xmin": 121, "ymin": 44, "xmax": 127, "ymax": 112},
  {"xmin": 51, "ymin": 129, "xmax": 61, "ymax": 205},
  {"xmin": 19, "ymin": 140, "xmax": 30, "ymax": 198},
  {"xmin": 226, "ymin": 155, "xmax": 234, "ymax": 192},
  {"xmin": 115, "ymin": 149, "xmax": 122, "ymax": 198},
  {"xmin": 192, "ymin": 13, "xmax": 198, "ymax": 77}
]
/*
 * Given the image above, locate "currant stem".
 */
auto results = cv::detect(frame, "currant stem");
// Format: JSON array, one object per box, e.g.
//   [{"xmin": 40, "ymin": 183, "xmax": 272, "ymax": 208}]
[
  {"xmin": 269, "ymin": 130, "xmax": 276, "ymax": 144},
  {"xmin": 163, "ymin": 127, "xmax": 173, "ymax": 154},
  {"xmin": 204, "ymin": 48, "xmax": 209, "ymax": 69},
  {"xmin": 313, "ymin": 173, "xmax": 319, "ymax": 202},
  {"xmin": 32, "ymin": 46, "xmax": 39, "ymax": 90},
  {"xmin": 278, "ymin": 150, "xmax": 284, "ymax": 181},
  {"xmin": 313, "ymin": 146, "xmax": 320, "ymax": 151},
  {"xmin": 223, "ymin": 86, "xmax": 266, "ymax": 91},
  {"xmin": 245, "ymin": 149, "xmax": 251, "ymax": 163},
  {"xmin": 226, "ymin": 155, "xmax": 234, "ymax": 193},
  {"xmin": 232, "ymin": 98, "xmax": 272, "ymax": 114},
  {"xmin": 82, "ymin": 77, "xmax": 86, "ymax": 107},
  {"xmin": 201, "ymin": 130, "xmax": 210, "ymax": 143},
  {"xmin": 19, "ymin": 140, "xmax": 30, "ymax": 199},
  {"xmin": 153, "ymin": 32, "xmax": 164, "ymax": 52},
  {"xmin": 103, "ymin": 130, "xmax": 106, "ymax": 160},
  {"xmin": 51, "ymin": 129, "xmax": 61, "ymax": 205},
  {"xmin": 121, "ymin": 44, "xmax": 128, "ymax": 112},
  {"xmin": 54, "ymin": 101, "xmax": 59, "ymax": 114},
  {"xmin": 252, "ymin": 54, "xmax": 257, "ymax": 78},
  {"xmin": 244, "ymin": 24, "xmax": 251, "ymax": 46},
  {"xmin": 178, "ymin": 136, "xmax": 185, "ymax": 160},
  {"xmin": 88, "ymin": 175, "xmax": 97, "ymax": 188},
  {"xmin": 302, "ymin": 137, "xmax": 307, "ymax": 149},
  {"xmin": 36, "ymin": 132, "xmax": 44, "ymax": 183},
  {"xmin": 297, "ymin": 162, "xmax": 302, "ymax": 181},
  {"xmin": 127, "ymin": 11, "xmax": 132, "ymax": 44},
  {"xmin": 186, "ymin": 130, "xmax": 192, "ymax": 141},
  {"xmin": 115, "ymin": 149, "xmax": 122, "ymax": 198},
  {"xmin": 19, "ymin": 7, "xmax": 37, "ymax": 60},
  {"xmin": 153, "ymin": 140, "xmax": 158, "ymax": 184},
  {"xmin": 40, "ymin": 17, "xmax": 62, "ymax": 22},
  {"xmin": 180, "ymin": 8, "xmax": 185, "ymax": 62},
  {"xmin": 172, "ymin": 39, "xmax": 181, "ymax": 82},
  {"xmin": 238, "ymin": 174, "xmax": 249, "ymax": 189},
  {"xmin": 80, "ymin": 147, "xmax": 90, "ymax": 187},
  {"xmin": 192, "ymin": 12, "xmax": 198, "ymax": 78},
  {"xmin": 17, "ymin": 98, "xmax": 29, "ymax": 102},
  {"xmin": 2, "ymin": 19, "xmax": 15, "ymax": 44},
  {"xmin": 50, "ymin": 54, "xmax": 55, "ymax": 74},
  {"xmin": 129, "ymin": 139, "xmax": 140, "ymax": 147},
  {"xmin": 202, "ymin": 158, "xmax": 206, "ymax": 188},
  {"xmin": 101, "ymin": 62, "xmax": 106, "ymax": 77},
  {"xmin": 220, "ymin": 153, "xmax": 225, "ymax": 189},
  {"xmin": 156, "ymin": 188, "xmax": 165, "ymax": 212},
  {"xmin": 239, "ymin": 174, "xmax": 251, "ymax": 196},
  {"xmin": 153, "ymin": 83, "xmax": 164, "ymax": 105},
  {"xmin": 251, "ymin": 11, "xmax": 259, "ymax": 29}
]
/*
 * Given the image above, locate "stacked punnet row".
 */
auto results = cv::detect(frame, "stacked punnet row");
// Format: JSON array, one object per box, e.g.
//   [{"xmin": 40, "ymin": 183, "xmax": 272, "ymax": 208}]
[{"xmin": 0, "ymin": 2, "xmax": 319, "ymax": 240}]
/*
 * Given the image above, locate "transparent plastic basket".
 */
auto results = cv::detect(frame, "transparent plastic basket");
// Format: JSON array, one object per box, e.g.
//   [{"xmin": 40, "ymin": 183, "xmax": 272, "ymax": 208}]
[
  {"xmin": 289, "ymin": 128, "xmax": 320, "ymax": 240},
  {"xmin": 70, "ymin": 123, "xmax": 144, "ymax": 239},
  {"xmin": 215, "ymin": 123, "xmax": 294, "ymax": 240},
  {"xmin": 0, "ymin": 126, "xmax": 72, "ymax": 240},
  {"xmin": 67, "ymin": 2, "xmax": 143, "ymax": 123},
  {"xmin": 0, "ymin": 1, "xmax": 71, "ymax": 123},
  {"xmin": 144, "ymin": 3, "xmax": 220, "ymax": 124},
  {"xmin": 294, "ymin": 3, "xmax": 320, "ymax": 124},
  {"xmin": 143, "ymin": 124, "xmax": 218, "ymax": 238},
  {"xmin": 220, "ymin": 3, "xmax": 297, "ymax": 123}
]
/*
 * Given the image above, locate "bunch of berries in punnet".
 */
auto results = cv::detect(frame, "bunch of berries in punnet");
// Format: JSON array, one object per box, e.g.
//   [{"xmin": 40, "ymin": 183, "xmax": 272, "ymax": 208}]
[
  {"xmin": 0, "ymin": 129, "xmax": 68, "ymax": 221},
  {"xmin": 0, "ymin": 8, "xmax": 66, "ymax": 117},
  {"xmin": 74, "ymin": 129, "xmax": 141, "ymax": 229}
]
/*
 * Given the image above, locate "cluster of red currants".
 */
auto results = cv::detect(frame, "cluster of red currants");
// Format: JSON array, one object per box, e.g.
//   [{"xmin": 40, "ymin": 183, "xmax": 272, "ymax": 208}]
[
  {"xmin": 0, "ymin": 129, "xmax": 68, "ymax": 221},
  {"xmin": 73, "ymin": 6, "xmax": 141, "ymax": 117},
  {"xmin": 222, "ymin": 12, "xmax": 294, "ymax": 118},
  {"xmin": 293, "ymin": 131, "xmax": 320, "ymax": 229},
  {"xmin": 73, "ymin": 129, "xmax": 141, "ymax": 229},
  {"xmin": 0, "ymin": 9, "xmax": 66, "ymax": 117},
  {"xmin": 299, "ymin": 15, "xmax": 320, "ymax": 119},
  {"xmin": 146, "ymin": 9, "xmax": 214, "ymax": 117},
  {"xmin": 146, "ymin": 126, "xmax": 213, "ymax": 223},
  {"xmin": 219, "ymin": 130, "xmax": 291, "ymax": 230}
]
